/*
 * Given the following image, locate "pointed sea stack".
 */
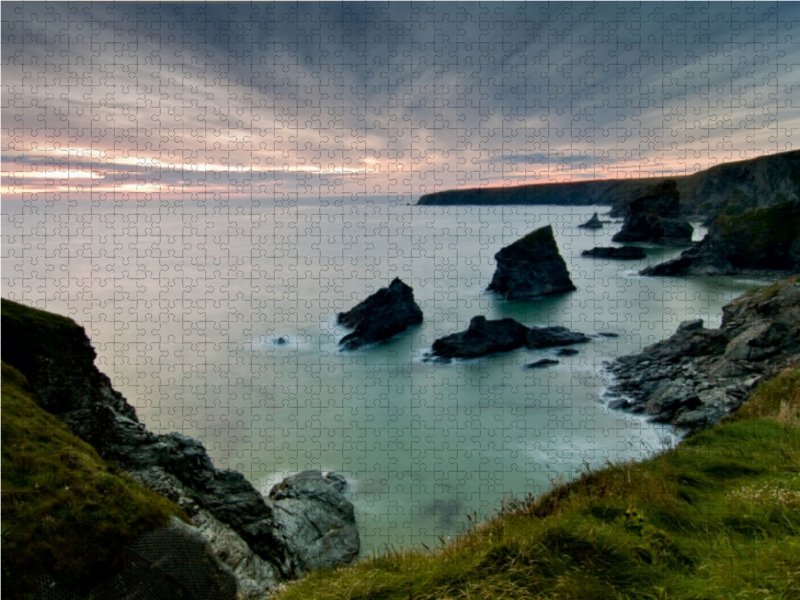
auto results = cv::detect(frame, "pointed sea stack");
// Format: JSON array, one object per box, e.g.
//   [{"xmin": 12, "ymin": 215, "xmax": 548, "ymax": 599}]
[
  {"xmin": 487, "ymin": 225, "xmax": 576, "ymax": 300},
  {"xmin": 338, "ymin": 278, "xmax": 423, "ymax": 349},
  {"xmin": 578, "ymin": 212, "xmax": 603, "ymax": 229},
  {"xmin": 612, "ymin": 180, "xmax": 693, "ymax": 246}
]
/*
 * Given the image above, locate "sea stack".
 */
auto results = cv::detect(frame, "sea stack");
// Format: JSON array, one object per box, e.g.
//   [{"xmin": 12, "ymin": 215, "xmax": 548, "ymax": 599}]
[
  {"xmin": 487, "ymin": 225, "xmax": 577, "ymax": 300},
  {"xmin": 337, "ymin": 278, "xmax": 423, "ymax": 349},
  {"xmin": 578, "ymin": 212, "xmax": 603, "ymax": 229},
  {"xmin": 429, "ymin": 316, "xmax": 529, "ymax": 361},
  {"xmin": 612, "ymin": 179, "xmax": 694, "ymax": 246}
]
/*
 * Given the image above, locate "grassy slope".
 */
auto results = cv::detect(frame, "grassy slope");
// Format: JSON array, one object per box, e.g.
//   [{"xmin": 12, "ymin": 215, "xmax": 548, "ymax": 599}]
[
  {"xmin": 276, "ymin": 365, "xmax": 800, "ymax": 600},
  {"xmin": 1, "ymin": 362, "xmax": 188, "ymax": 599}
]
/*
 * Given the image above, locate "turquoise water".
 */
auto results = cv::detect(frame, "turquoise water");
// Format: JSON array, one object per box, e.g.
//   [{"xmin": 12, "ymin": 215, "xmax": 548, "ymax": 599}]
[{"xmin": 2, "ymin": 197, "xmax": 768, "ymax": 555}]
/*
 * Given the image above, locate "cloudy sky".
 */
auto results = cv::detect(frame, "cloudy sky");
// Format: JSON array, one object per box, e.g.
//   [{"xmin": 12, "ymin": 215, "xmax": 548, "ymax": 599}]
[{"xmin": 2, "ymin": 2, "xmax": 799, "ymax": 202}]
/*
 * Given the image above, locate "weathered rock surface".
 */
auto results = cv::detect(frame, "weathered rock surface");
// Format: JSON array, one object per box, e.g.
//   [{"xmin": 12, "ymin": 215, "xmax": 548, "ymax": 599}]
[
  {"xmin": 338, "ymin": 278, "xmax": 423, "ymax": 349},
  {"xmin": 427, "ymin": 318, "xmax": 590, "ymax": 361},
  {"xmin": 1, "ymin": 299, "xmax": 359, "ymax": 596},
  {"xmin": 578, "ymin": 212, "xmax": 604, "ymax": 229},
  {"xmin": 581, "ymin": 246, "xmax": 646, "ymax": 259},
  {"xmin": 612, "ymin": 180, "xmax": 694, "ymax": 246},
  {"xmin": 526, "ymin": 326, "xmax": 591, "ymax": 349},
  {"xmin": 605, "ymin": 278, "xmax": 800, "ymax": 433},
  {"xmin": 429, "ymin": 316, "xmax": 529, "ymax": 361},
  {"xmin": 270, "ymin": 471, "xmax": 360, "ymax": 572},
  {"xmin": 487, "ymin": 225, "xmax": 577, "ymax": 300},
  {"xmin": 640, "ymin": 201, "xmax": 800, "ymax": 277}
]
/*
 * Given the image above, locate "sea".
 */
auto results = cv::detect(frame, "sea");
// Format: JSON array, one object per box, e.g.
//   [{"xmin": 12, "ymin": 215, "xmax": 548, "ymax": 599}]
[{"xmin": 1, "ymin": 196, "xmax": 770, "ymax": 556}]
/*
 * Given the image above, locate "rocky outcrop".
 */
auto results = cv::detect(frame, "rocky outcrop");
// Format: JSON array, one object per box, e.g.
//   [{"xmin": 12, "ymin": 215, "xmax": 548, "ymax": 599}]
[
  {"xmin": 0, "ymin": 299, "xmax": 359, "ymax": 598},
  {"xmin": 526, "ymin": 326, "xmax": 591, "ymax": 349},
  {"xmin": 270, "ymin": 471, "xmax": 359, "ymax": 572},
  {"xmin": 578, "ymin": 212, "xmax": 603, "ymax": 229},
  {"xmin": 581, "ymin": 246, "xmax": 646, "ymax": 259},
  {"xmin": 640, "ymin": 201, "xmax": 800, "ymax": 277},
  {"xmin": 612, "ymin": 180, "xmax": 694, "ymax": 246},
  {"xmin": 486, "ymin": 225, "xmax": 577, "ymax": 300},
  {"xmin": 605, "ymin": 278, "xmax": 800, "ymax": 433},
  {"xmin": 338, "ymin": 278, "xmax": 423, "ymax": 349},
  {"xmin": 427, "ymin": 318, "xmax": 589, "ymax": 362},
  {"xmin": 429, "ymin": 316, "xmax": 529, "ymax": 361}
]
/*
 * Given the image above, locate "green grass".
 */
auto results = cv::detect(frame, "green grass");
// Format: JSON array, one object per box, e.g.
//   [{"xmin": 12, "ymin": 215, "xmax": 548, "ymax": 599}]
[
  {"xmin": 1, "ymin": 362, "xmax": 188, "ymax": 599},
  {"xmin": 275, "ymin": 365, "xmax": 800, "ymax": 600}
]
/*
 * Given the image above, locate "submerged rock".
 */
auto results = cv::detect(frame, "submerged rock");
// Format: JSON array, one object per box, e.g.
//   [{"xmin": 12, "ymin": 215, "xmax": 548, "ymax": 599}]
[
  {"xmin": 526, "ymin": 326, "xmax": 590, "ymax": 349},
  {"xmin": 641, "ymin": 200, "xmax": 800, "ymax": 277},
  {"xmin": 525, "ymin": 358, "xmax": 559, "ymax": 368},
  {"xmin": 556, "ymin": 348, "xmax": 580, "ymax": 356},
  {"xmin": 338, "ymin": 278, "xmax": 423, "ymax": 349},
  {"xmin": 581, "ymin": 246, "xmax": 646, "ymax": 259},
  {"xmin": 429, "ymin": 316, "xmax": 529, "ymax": 361},
  {"xmin": 486, "ymin": 225, "xmax": 577, "ymax": 300},
  {"xmin": 606, "ymin": 278, "xmax": 800, "ymax": 433},
  {"xmin": 578, "ymin": 212, "xmax": 604, "ymax": 229},
  {"xmin": 612, "ymin": 180, "xmax": 694, "ymax": 246}
]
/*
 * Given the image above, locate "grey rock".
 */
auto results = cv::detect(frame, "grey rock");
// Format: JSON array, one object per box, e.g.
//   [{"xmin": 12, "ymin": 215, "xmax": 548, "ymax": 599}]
[
  {"xmin": 612, "ymin": 180, "xmax": 694, "ymax": 246},
  {"xmin": 270, "ymin": 471, "xmax": 360, "ymax": 572},
  {"xmin": 578, "ymin": 212, "xmax": 604, "ymax": 229},
  {"xmin": 581, "ymin": 246, "xmax": 646, "ymax": 259},
  {"xmin": 605, "ymin": 279, "xmax": 800, "ymax": 433},
  {"xmin": 525, "ymin": 326, "xmax": 590, "ymax": 349},
  {"xmin": 338, "ymin": 278, "xmax": 423, "ymax": 349},
  {"xmin": 487, "ymin": 225, "xmax": 577, "ymax": 300},
  {"xmin": 429, "ymin": 316, "xmax": 529, "ymax": 361}
]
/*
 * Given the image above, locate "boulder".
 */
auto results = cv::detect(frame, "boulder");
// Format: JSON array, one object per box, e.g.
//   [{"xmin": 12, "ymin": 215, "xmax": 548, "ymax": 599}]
[
  {"xmin": 641, "ymin": 201, "xmax": 800, "ymax": 277},
  {"xmin": 578, "ymin": 212, "xmax": 603, "ymax": 229},
  {"xmin": 525, "ymin": 326, "xmax": 590, "ymax": 349},
  {"xmin": 486, "ymin": 225, "xmax": 577, "ymax": 300},
  {"xmin": 429, "ymin": 316, "xmax": 529, "ymax": 361},
  {"xmin": 270, "ymin": 471, "xmax": 360, "ymax": 572},
  {"xmin": 606, "ymin": 278, "xmax": 800, "ymax": 433},
  {"xmin": 338, "ymin": 278, "xmax": 423, "ymax": 349},
  {"xmin": 612, "ymin": 180, "xmax": 694, "ymax": 246},
  {"xmin": 581, "ymin": 246, "xmax": 646, "ymax": 259}
]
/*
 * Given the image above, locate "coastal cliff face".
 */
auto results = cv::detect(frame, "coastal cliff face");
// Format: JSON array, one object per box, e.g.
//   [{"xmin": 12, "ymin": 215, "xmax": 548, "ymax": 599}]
[
  {"xmin": 1, "ymin": 299, "xmax": 359, "ymax": 599},
  {"xmin": 606, "ymin": 278, "xmax": 800, "ymax": 433},
  {"xmin": 640, "ymin": 200, "xmax": 800, "ymax": 277},
  {"xmin": 416, "ymin": 149, "xmax": 800, "ymax": 221},
  {"xmin": 611, "ymin": 180, "xmax": 694, "ymax": 246}
]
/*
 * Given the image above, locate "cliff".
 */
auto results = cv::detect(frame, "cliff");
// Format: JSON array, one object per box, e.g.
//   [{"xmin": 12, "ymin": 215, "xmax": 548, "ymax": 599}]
[
  {"xmin": 416, "ymin": 149, "xmax": 800, "ymax": 220},
  {"xmin": 641, "ymin": 200, "xmax": 800, "ymax": 277},
  {"xmin": 0, "ymin": 299, "xmax": 359, "ymax": 599}
]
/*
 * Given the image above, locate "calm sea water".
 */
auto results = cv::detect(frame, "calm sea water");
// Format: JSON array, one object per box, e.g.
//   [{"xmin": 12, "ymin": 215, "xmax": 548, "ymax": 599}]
[{"xmin": 2, "ymin": 196, "xmax": 768, "ymax": 555}]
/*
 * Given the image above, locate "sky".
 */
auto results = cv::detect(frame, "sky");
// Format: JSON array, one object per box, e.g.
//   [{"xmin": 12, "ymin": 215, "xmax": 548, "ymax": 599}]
[{"xmin": 2, "ymin": 2, "xmax": 799, "ymax": 202}]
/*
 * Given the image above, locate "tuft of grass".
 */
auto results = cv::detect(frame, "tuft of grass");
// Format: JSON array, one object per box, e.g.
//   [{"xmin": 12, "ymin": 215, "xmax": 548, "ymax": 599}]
[
  {"xmin": 1, "ymin": 362, "xmax": 188, "ymax": 599},
  {"xmin": 274, "ymin": 365, "xmax": 800, "ymax": 600}
]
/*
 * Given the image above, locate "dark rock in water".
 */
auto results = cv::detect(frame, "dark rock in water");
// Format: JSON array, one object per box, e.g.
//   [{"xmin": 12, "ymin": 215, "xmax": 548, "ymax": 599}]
[
  {"xmin": 578, "ymin": 212, "xmax": 604, "ymax": 229},
  {"xmin": 612, "ymin": 180, "xmax": 694, "ymax": 246},
  {"xmin": 486, "ymin": 225, "xmax": 577, "ymax": 300},
  {"xmin": 338, "ymin": 278, "xmax": 423, "ymax": 349},
  {"xmin": 270, "ymin": 471, "xmax": 359, "ymax": 572},
  {"xmin": 0, "ymin": 299, "xmax": 360, "ymax": 597},
  {"xmin": 525, "ymin": 358, "xmax": 559, "ymax": 368},
  {"xmin": 525, "ymin": 326, "xmax": 590, "ymax": 349},
  {"xmin": 274, "ymin": 336, "xmax": 288, "ymax": 345},
  {"xmin": 429, "ymin": 316, "xmax": 529, "ymax": 361},
  {"xmin": 641, "ymin": 201, "xmax": 800, "ymax": 277},
  {"xmin": 581, "ymin": 246, "xmax": 645, "ymax": 259},
  {"xmin": 556, "ymin": 348, "xmax": 580, "ymax": 356},
  {"xmin": 597, "ymin": 332, "xmax": 620, "ymax": 338},
  {"xmin": 605, "ymin": 278, "xmax": 800, "ymax": 433}
]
